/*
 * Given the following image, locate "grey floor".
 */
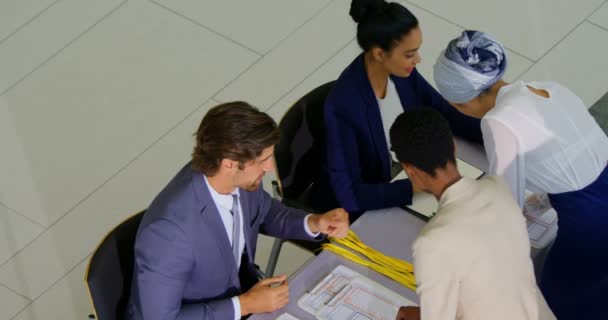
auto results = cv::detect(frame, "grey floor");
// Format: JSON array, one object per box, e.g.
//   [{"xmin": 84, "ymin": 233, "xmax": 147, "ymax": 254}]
[{"xmin": 591, "ymin": 91, "xmax": 608, "ymax": 134}]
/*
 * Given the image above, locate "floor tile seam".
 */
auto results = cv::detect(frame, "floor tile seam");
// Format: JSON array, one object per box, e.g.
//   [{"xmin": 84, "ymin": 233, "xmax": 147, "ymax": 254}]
[
  {"xmin": 0, "ymin": 0, "xmax": 62, "ymax": 46},
  {"xmin": 212, "ymin": 54, "xmax": 265, "ymax": 103},
  {"xmin": 591, "ymin": 0, "xmax": 608, "ymax": 14},
  {"xmin": 212, "ymin": 0, "xmax": 338, "ymax": 104},
  {"xmin": 261, "ymin": 0, "xmax": 337, "ymax": 55},
  {"xmin": 1, "ymin": 282, "xmax": 32, "ymax": 302},
  {"xmin": 515, "ymin": 8, "xmax": 607, "ymax": 82},
  {"xmin": 586, "ymin": 20, "xmax": 608, "ymax": 33},
  {"xmin": 402, "ymin": 0, "xmax": 577, "ymax": 63},
  {"xmin": 8, "ymin": 254, "xmax": 91, "ymax": 320},
  {"xmin": 534, "ymin": 0, "xmax": 608, "ymax": 63},
  {"xmin": 2, "ymin": 282, "xmax": 33, "ymax": 320},
  {"xmin": 264, "ymin": 37, "xmax": 356, "ymax": 112},
  {"xmin": 0, "ymin": 0, "xmax": 129, "ymax": 97},
  {"xmin": 0, "ymin": 202, "xmax": 47, "ymax": 229},
  {"xmin": 147, "ymin": 0, "xmax": 263, "ymax": 57}
]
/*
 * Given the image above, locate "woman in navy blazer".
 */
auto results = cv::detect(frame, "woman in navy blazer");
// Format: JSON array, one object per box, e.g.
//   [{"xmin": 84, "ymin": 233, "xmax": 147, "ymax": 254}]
[{"xmin": 314, "ymin": 0, "xmax": 482, "ymax": 221}]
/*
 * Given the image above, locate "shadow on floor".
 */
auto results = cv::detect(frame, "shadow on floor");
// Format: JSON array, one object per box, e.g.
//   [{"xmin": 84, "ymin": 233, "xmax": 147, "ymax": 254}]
[{"xmin": 590, "ymin": 91, "xmax": 608, "ymax": 135}]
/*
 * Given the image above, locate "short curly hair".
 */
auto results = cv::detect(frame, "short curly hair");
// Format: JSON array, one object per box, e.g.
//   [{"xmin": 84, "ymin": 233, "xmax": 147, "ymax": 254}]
[
  {"xmin": 389, "ymin": 108, "xmax": 455, "ymax": 177},
  {"xmin": 192, "ymin": 101, "xmax": 280, "ymax": 176}
]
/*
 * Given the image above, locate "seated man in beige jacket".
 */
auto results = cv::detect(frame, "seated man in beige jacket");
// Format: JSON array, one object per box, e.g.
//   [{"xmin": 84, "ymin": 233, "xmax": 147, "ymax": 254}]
[{"xmin": 389, "ymin": 109, "xmax": 555, "ymax": 320}]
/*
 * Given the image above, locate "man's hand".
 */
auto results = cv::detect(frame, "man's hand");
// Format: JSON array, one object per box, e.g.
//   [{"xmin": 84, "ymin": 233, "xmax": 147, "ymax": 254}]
[
  {"xmin": 395, "ymin": 306, "xmax": 421, "ymax": 320},
  {"xmin": 238, "ymin": 275, "xmax": 289, "ymax": 316},
  {"xmin": 308, "ymin": 208, "xmax": 349, "ymax": 238}
]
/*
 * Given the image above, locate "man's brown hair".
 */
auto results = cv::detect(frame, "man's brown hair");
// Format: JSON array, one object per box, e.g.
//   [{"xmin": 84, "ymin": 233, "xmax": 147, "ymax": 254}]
[{"xmin": 192, "ymin": 101, "xmax": 280, "ymax": 176}]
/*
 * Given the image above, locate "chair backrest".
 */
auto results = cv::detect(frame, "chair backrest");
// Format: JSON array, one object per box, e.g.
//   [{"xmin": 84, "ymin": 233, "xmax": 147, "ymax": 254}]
[
  {"xmin": 86, "ymin": 211, "xmax": 145, "ymax": 320},
  {"xmin": 274, "ymin": 81, "xmax": 335, "ymax": 207}
]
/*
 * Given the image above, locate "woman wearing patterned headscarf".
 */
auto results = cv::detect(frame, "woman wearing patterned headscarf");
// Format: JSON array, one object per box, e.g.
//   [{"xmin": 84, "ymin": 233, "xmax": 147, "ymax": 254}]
[{"xmin": 434, "ymin": 30, "xmax": 608, "ymax": 320}]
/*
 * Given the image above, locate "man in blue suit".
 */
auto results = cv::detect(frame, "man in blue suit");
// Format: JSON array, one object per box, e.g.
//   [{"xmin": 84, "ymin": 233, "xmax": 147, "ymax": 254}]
[{"xmin": 127, "ymin": 101, "xmax": 349, "ymax": 320}]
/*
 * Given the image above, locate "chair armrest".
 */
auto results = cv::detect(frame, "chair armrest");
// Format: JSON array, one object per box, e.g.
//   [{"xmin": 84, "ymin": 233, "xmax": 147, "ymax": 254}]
[{"xmin": 271, "ymin": 180, "xmax": 283, "ymax": 200}]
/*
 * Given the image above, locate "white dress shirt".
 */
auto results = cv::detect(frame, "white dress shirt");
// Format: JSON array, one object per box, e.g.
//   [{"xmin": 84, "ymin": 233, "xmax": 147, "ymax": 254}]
[
  {"xmin": 203, "ymin": 176, "xmax": 319, "ymax": 319},
  {"xmin": 204, "ymin": 176, "xmax": 245, "ymax": 319},
  {"xmin": 481, "ymin": 81, "xmax": 608, "ymax": 207},
  {"xmin": 413, "ymin": 176, "xmax": 555, "ymax": 320},
  {"xmin": 378, "ymin": 78, "xmax": 404, "ymax": 162}
]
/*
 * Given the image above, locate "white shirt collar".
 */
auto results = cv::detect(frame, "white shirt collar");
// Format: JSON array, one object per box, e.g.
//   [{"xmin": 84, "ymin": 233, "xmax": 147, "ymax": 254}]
[{"xmin": 203, "ymin": 175, "xmax": 240, "ymax": 211}]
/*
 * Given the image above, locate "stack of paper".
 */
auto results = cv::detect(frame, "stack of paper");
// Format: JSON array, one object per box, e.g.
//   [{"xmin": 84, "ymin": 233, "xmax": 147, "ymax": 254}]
[
  {"xmin": 524, "ymin": 193, "xmax": 558, "ymax": 249},
  {"xmin": 298, "ymin": 265, "xmax": 416, "ymax": 320}
]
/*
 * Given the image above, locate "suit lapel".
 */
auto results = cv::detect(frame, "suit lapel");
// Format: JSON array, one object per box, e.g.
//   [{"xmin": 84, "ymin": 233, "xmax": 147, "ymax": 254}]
[
  {"xmin": 392, "ymin": 74, "xmax": 415, "ymax": 113},
  {"xmin": 366, "ymin": 105, "xmax": 390, "ymax": 180},
  {"xmin": 356, "ymin": 55, "xmax": 390, "ymax": 180},
  {"xmin": 192, "ymin": 172, "xmax": 240, "ymax": 279}
]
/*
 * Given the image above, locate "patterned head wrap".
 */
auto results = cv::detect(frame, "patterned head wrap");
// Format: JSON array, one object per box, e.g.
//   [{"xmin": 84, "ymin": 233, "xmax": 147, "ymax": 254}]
[{"xmin": 433, "ymin": 30, "xmax": 507, "ymax": 103}]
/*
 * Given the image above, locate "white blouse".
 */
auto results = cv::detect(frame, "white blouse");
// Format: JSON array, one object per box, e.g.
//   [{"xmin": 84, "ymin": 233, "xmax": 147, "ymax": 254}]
[
  {"xmin": 481, "ymin": 81, "xmax": 608, "ymax": 207},
  {"xmin": 378, "ymin": 78, "xmax": 404, "ymax": 162}
]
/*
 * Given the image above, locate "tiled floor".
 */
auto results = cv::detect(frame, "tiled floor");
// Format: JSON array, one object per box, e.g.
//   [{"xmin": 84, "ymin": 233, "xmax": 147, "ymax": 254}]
[{"xmin": 1, "ymin": 0, "xmax": 607, "ymax": 318}]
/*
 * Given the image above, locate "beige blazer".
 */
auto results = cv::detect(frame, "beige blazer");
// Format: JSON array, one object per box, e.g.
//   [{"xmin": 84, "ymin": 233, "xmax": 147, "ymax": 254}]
[{"xmin": 413, "ymin": 176, "xmax": 555, "ymax": 320}]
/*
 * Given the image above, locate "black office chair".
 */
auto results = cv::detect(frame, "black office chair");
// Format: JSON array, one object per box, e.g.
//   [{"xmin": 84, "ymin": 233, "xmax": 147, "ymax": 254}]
[
  {"xmin": 85, "ymin": 210, "xmax": 145, "ymax": 320},
  {"xmin": 266, "ymin": 81, "xmax": 335, "ymax": 276}
]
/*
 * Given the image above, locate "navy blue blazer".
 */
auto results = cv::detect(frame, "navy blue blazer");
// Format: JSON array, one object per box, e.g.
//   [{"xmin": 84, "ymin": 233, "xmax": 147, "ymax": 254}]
[
  {"xmin": 318, "ymin": 54, "xmax": 482, "ymax": 220},
  {"xmin": 127, "ymin": 163, "xmax": 318, "ymax": 320}
]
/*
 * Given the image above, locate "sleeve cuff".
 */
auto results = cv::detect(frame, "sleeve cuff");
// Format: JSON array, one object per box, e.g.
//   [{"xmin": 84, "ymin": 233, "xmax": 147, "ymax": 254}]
[
  {"xmin": 231, "ymin": 296, "xmax": 241, "ymax": 320},
  {"xmin": 304, "ymin": 214, "xmax": 321, "ymax": 238}
]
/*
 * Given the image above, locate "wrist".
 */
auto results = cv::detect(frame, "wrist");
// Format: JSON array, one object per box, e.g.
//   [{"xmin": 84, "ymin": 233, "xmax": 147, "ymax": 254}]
[
  {"xmin": 238, "ymin": 293, "xmax": 250, "ymax": 316},
  {"xmin": 307, "ymin": 214, "xmax": 321, "ymax": 233}
]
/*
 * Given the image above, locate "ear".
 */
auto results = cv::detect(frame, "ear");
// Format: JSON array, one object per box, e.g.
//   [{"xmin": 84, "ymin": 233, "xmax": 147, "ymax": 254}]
[
  {"xmin": 402, "ymin": 162, "xmax": 413, "ymax": 173},
  {"xmin": 410, "ymin": 165, "xmax": 422, "ymax": 178},
  {"xmin": 403, "ymin": 163, "xmax": 419, "ymax": 179},
  {"xmin": 220, "ymin": 158, "xmax": 237, "ymax": 170},
  {"xmin": 371, "ymin": 47, "xmax": 385, "ymax": 62}
]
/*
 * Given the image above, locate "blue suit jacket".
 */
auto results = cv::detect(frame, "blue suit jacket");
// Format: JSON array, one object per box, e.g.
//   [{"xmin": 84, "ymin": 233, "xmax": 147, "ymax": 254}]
[
  {"xmin": 127, "ymin": 163, "xmax": 316, "ymax": 320},
  {"xmin": 318, "ymin": 54, "xmax": 482, "ymax": 220}
]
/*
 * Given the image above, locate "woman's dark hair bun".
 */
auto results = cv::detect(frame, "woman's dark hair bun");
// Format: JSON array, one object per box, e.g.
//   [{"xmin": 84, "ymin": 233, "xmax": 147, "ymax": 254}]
[
  {"xmin": 350, "ymin": 0, "xmax": 419, "ymax": 52},
  {"xmin": 350, "ymin": 0, "xmax": 386, "ymax": 23}
]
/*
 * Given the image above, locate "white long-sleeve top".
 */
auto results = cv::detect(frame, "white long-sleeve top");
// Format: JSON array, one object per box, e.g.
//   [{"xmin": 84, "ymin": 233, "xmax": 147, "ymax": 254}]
[
  {"xmin": 378, "ymin": 78, "xmax": 404, "ymax": 163},
  {"xmin": 481, "ymin": 81, "xmax": 608, "ymax": 207},
  {"xmin": 414, "ymin": 176, "xmax": 555, "ymax": 320}
]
